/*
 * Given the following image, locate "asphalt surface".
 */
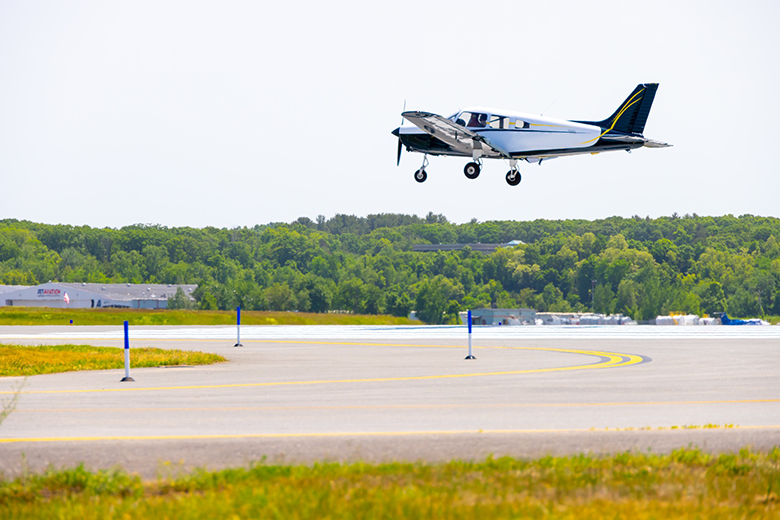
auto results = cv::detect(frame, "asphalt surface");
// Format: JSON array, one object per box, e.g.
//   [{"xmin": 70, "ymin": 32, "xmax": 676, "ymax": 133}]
[{"xmin": 0, "ymin": 325, "xmax": 778, "ymax": 478}]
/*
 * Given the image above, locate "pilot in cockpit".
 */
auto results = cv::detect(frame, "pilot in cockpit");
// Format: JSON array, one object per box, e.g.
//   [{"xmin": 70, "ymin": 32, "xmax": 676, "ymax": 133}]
[{"xmin": 467, "ymin": 113, "xmax": 487, "ymax": 128}]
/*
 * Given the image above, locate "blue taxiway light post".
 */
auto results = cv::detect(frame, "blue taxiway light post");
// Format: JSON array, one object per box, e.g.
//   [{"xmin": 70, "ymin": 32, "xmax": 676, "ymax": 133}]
[
  {"xmin": 120, "ymin": 320, "xmax": 134, "ymax": 382},
  {"xmin": 465, "ymin": 309, "xmax": 476, "ymax": 360},
  {"xmin": 234, "ymin": 306, "xmax": 243, "ymax": 347}
]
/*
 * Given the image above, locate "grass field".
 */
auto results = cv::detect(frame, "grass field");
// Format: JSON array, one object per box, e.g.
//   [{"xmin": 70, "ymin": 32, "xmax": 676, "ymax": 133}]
[
  {"xmin": 0, "ymin": 344, "xmax": 226, "ymax": 377},
  {"xmin": 0, "ymin": 448, "xmax": 777, "ymax": 519},
  {"xmin": 0, "ymin": 307, "xmax": 418, "ymax": 326}
]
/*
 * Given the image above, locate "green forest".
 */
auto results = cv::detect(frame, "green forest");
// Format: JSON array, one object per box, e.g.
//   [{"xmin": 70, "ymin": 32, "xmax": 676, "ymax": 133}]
[{"xmin": 1, "ymin": 213, "xmax": 779, "ymax": 323}]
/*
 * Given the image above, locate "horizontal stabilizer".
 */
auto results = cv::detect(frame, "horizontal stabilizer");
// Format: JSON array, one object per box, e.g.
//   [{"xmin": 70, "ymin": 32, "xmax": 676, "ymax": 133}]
[
  {"xmin": 643, "ymin": 139, "xmax": 672, "ymax": 148},
  {"xmin": 606, "ymin": 134, "xmax": 672, "ymax": 148}
]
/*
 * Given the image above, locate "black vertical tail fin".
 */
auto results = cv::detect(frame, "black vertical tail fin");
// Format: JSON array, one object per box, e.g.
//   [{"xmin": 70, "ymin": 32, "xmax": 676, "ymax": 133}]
[{"xmin": 580, "ymin": 83, "xmax": 659, "ymax": 136}]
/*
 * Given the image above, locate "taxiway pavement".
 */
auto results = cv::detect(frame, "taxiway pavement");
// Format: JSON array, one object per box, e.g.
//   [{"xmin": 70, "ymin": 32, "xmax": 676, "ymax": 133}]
[{"xmin": 0, "ymin": 325, "xmax": 778, "ymax": 478}]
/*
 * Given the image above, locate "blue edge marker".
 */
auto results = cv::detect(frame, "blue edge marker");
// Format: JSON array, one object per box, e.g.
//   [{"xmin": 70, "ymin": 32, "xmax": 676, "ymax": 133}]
[
  {"xmin": 120, "ymin": 320, "xmax": 134, "ymax": 382},
  {"xmin": 465, "ymin": 309, "xmax": 476, "ymax": 360},
  {"xmin": 234, "ymin": 306, "xmax": 243, "ymax": 347}
]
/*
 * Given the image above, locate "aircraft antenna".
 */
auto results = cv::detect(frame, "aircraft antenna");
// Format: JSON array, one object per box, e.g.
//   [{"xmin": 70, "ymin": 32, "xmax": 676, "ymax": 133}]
[{"xmin": 540, "ymin": 100, "xmax": 556, "ymax": 116}]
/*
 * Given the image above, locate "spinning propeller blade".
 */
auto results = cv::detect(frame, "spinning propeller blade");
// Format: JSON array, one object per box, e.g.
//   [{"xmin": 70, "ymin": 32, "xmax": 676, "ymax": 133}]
[{"xmin": 396, "ymin": 100, "xmax": 406, "ymax": 166}]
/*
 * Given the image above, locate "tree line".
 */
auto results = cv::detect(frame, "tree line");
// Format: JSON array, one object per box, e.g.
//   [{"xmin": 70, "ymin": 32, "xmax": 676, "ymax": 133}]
[{"xmin": 0, "ymin": 213, "xmax": 778, "ymax": 323}]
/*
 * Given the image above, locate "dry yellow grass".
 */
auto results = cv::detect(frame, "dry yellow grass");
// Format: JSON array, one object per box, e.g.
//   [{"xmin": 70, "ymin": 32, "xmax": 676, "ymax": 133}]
[{"xmin": 0, "ymin": 344, "xmax": 225, "ymax": 377}]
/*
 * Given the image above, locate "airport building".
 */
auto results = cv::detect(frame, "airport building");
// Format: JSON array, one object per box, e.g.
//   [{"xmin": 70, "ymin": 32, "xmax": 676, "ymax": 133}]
[{"xmin": 0, "ymin": 282, "xmax": 197, "ymax": 309}]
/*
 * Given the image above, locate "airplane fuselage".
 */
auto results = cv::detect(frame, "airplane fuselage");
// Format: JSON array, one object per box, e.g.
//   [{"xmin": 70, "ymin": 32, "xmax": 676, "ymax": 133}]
[{"xmin": 394, "ymin": 107, "xmax": 639, "ymax": 161}]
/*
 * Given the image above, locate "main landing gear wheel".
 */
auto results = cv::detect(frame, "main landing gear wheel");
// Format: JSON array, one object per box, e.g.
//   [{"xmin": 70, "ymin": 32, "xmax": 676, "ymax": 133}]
[
  {"xmin": 506, "ymin": 170, "xmax": 521, "ymax": 186},
  {"xmin": 464, "ymin": 162, "xmax": 481, "ymax": 179},
  {"xmin": 414, "ymin": 169, "xmax": 427, "ymax": 183}
]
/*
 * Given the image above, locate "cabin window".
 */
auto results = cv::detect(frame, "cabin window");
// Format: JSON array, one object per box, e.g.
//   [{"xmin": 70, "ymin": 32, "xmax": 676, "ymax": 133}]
[
  {"xmin": 510, "ymin": 118, "xmax": 526, "ymax": 129},
  {"xmin": 459, "ymin": 111, "xmax": 487, "ymax": 128},
  {"xmin": 488, "ymin": 115, "xmax": 505, "ymax": 129}
]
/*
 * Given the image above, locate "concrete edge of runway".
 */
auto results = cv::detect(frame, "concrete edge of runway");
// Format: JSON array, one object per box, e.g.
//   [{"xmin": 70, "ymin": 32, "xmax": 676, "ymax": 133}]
[{"xmin": 1, "ymin": 428, "xmax": 779, "ymax": 480}]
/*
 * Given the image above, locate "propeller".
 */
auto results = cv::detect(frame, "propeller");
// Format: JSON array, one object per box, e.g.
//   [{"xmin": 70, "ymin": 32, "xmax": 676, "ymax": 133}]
[{"xmin": 396, "ymin": 100, "xmax": 406, "ymax": 166}]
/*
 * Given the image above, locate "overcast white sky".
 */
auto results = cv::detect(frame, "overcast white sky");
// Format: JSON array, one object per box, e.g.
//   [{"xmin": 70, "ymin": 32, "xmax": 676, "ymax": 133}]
[{"xmin": 1, "ymin": 1, "xmax": 778, "ymax": 229}]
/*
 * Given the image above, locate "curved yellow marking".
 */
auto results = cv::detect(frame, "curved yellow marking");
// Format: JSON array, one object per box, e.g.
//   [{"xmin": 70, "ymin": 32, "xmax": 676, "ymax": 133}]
[
  {"xmin": 2, "ymin": 425, "xmax": 778, "ymax": 444},
  {"xmin": 580, "ymin": 87, "xmax": 645, "ymax": 145},
  {"xmin": 0, "ymin": 345, "xmax": 643, "ymax": 395}
]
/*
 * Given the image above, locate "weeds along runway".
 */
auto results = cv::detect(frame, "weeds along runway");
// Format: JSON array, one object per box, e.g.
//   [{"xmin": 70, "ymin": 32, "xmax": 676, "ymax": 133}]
[{"xmin": 0, "ymin": 325, "xmax": 779, "ymax": 478}]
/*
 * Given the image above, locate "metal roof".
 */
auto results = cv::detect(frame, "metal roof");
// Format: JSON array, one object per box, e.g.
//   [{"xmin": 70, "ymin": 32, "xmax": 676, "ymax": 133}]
[
  {"xmin": 0, "ymin": 285, "xmax": 28, "ymax": 295},
  {"xmin": 0, "ymin": 283, "xmax": 197, "ymax": 301},
  {"xmin": 55, "ymin": 283, "xmax": 197, "ymax": 301}
]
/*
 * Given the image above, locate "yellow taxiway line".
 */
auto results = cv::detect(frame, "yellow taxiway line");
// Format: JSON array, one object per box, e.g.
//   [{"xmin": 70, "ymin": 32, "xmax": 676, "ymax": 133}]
[{"xmin": 0, "ymin": 345, "xmax": 643, "ymax": 395}]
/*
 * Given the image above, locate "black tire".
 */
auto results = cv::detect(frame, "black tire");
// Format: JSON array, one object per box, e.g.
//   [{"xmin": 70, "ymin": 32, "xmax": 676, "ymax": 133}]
[
  {"xmin": 464, "ymin": 162, "xmax": 480, "ymax": 179},
  {"xmin": 414, "ymin": 169, "xmax": 427, "ymax": 183},
  {"xmin": 506, "ymin": 170, "xmax": 521, "ymax": 186}
]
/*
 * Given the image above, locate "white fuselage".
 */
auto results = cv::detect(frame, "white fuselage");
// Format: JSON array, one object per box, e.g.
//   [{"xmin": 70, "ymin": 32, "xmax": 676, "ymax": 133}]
[{"xmin": 398, "ymin": 106, "xmax": 602, "ymax": 158}]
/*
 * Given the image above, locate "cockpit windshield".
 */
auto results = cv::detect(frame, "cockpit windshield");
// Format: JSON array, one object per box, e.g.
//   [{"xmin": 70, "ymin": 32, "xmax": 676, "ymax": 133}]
[{"xmin": 455, "ymin": 111, "xmax": 488, "ymax": 128}]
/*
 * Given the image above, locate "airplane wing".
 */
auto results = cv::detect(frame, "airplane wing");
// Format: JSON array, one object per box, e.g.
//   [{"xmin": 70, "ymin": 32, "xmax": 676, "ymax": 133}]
[{"xmin": 402, "ymin": 111, "xmax": 511, "ymax": 158}]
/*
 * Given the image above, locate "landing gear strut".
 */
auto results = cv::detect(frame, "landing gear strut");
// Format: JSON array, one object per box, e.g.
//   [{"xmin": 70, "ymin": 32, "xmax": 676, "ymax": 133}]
[
  {"xmin": 506, "ymin": 159, "xmax": 521, "ymax": 186},
  {"xmin": 506, "ymin": 170, "xmax": 521, "ymax": 186},
  {"xmin": 464, "ymin": 161, "xmax": 481, "ymax": 179},
  {"xmin": 414, "ymin": 156, "xmax": 429, "ymax": 183}
]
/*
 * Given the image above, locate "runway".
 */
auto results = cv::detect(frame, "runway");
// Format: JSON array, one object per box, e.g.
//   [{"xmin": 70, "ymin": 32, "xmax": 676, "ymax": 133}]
[{"xmin": 0, "ymin": 325, "xmax": 778, "ymax": 478}]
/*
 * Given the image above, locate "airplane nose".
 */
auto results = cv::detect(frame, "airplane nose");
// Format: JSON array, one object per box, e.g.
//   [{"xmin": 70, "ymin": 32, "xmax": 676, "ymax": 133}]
[{"xmin": 391, "ymin": 127, "xmax": 400, "ymax": 137}]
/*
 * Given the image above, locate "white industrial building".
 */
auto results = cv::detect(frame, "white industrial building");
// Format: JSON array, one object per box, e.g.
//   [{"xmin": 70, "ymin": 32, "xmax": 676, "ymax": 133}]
[
  {"xmin": 0, "ymin": 282, "xmax": 197, "ymax": 309},
  {"xmin": 467, "ymin": 308, "xmax": 537, "ymax": 326}
]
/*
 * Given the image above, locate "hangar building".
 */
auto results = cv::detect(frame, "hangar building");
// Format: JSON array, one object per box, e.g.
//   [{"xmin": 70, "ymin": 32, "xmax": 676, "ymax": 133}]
[{"xmin": 0, "ymin": 282, "xmax": 197, "ymax": 309}]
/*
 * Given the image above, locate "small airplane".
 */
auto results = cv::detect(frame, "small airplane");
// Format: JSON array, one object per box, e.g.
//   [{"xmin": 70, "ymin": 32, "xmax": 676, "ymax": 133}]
[
  {"xmin": 392, "ymin": 83, "xmax": 670, "ymax": 186},
  {"xmin": 719, "ymin": 313, "xmax": 770, "ymax": 326}
]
